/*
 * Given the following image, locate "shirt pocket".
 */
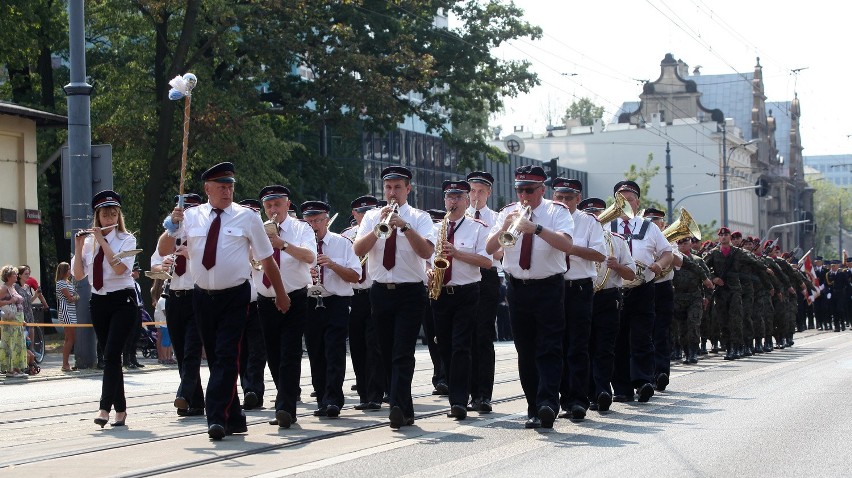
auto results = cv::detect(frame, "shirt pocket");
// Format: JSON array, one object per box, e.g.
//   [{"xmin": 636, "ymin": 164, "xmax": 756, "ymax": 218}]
[
  {"xmin": 221, "ymin": 226, "xmax": 245, "ymax": 248},
  {"xmin": 456, "ymin": 239, "xmax": 475, "ymax": 253}
]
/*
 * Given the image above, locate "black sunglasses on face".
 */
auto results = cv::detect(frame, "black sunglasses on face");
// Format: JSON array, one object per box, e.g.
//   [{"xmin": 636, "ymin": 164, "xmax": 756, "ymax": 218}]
[{"xmin": 515, "ymin": 186, "xmax": 540, "ymax": 194}]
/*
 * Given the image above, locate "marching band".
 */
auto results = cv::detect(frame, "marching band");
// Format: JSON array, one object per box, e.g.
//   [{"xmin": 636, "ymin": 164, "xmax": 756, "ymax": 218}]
[{"xmin": 87, "ymin": 162, "xmax": 841, "ymax": 439}]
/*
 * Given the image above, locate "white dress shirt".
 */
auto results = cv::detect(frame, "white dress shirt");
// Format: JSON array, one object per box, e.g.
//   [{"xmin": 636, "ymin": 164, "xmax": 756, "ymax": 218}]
[
  {"xmin": 596, "ymin": 231, "xmax": 636, "ymax": 290},
  {"xmin": 431, "ymin": 217, "xmax": 490, "ymax": 286},
  {"xmin": 81, "ymin": 229, "xmax": 137, "ymax": 295},
  {"xmin": 565, "ymin": 209, "xmax": 607, "ymax": 280},
  {"xmin": 313, "ymin": 231, "xmax": 361, "ymax": 297},
  {"xmin": 356, "ymin": 202, "xmax": 436, "ymax": 284},
  {"xmin": 491, "ymin": 199, "xmax": 574, "ymax": 280},
  {"xmin": 606, "ymin": 217, "xmax": 671, "ymax": 284},
  {"xmin": 468, "ymin": 205, "xmax": 501, "ymax": 269},
  {"xmin": 342, "ymin": 225, "xmax": 372, "ymax": 289},
  {"xmin": 253, "ymin": 215, "xmax": 316, "ymax": 297},
  {"xmin": 181, "ymin": 202, "xmax": 272, "ymax": 290}
]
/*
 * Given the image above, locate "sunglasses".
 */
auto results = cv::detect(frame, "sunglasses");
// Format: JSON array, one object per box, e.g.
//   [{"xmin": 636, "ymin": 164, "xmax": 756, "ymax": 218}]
[{"xmin": 515, "ymin": 186, "xmax": 541, "ymax": 194}]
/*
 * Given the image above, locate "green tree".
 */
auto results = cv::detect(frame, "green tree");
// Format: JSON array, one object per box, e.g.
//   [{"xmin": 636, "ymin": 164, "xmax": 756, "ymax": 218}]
[
  {"xmin": 811, "ymin": 177, "xmax": 852, "ymax": 260},
  {"xmin": 623, "ymin": 153, "xmax": 665, "ymax": 212},
  {"xmin": 566, "ymin": 97, "xmax": 605, "ymax": 127}
]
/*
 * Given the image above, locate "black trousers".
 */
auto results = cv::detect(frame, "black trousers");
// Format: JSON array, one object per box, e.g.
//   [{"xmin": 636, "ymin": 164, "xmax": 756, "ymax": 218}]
[
  {"xmin": 259, "ymin": 288, "xmax": 307, "ymax": 417},
  {"xmin": 588, "ymin": 288, "xmax": 621, "ymax": 400},
  {"xmin": 349, "ymin": 289, "xmax": 384, "ymax": 403},
  {"xmin": 652, "ymin": 280, "xmax": 674, "ymax": 378},
  {"xmin": 370, "ymin": 282, "xmax": 427, "ymax": 419},
  {"xmin": 166, "ymin": 290, "xmax": 205, "ymax": 409},
  {"xmin": 305, "ymin": 295, "xmax": 351, "ymax": 409},
  {"xmin": 193, "ymin": 281, "xmax": 250, "ymax": 429},
  {"xmin": 122, "ymin": 306, "xmax": 142, "ymax": 364},
  {"xmin": 90, "ymin": 289, "xmax": 137, "ymax": 413},
  {"xmin": 239, "ymin": 300, "xmax": 266, "ymax": 400},
  {"xmin": 507, "ymin": 274, "xmax": 565, "ymax": 418},
  {"xmin": 612, "ymin": 281, "xmax": 656, "ymax": 397},
  {"xmin": 559, "ymin": 278, "xmax": 594, "ymax": 411},
  {"xmin": 421, "ymin": 299, "xmax": 444, "ymax": 388},
  {"xmin": 470, "ymin": 267, "xmax": 499, "ymax": 402},
  {"xmin": 432, "ymin": 283, "xmax": 479, "ymax": 407}
]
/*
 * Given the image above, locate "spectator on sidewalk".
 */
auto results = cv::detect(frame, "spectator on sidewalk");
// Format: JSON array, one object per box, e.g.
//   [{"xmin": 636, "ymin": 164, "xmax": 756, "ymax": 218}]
[
  {"xmin": 1, "ymin": 265, "xmax": 28, "ymax": 378},
  {"xmin": 151, "ymin": 279, "xmax": 175, "ymax": 364},
  {"xmin": 25, "ymin": 269, "xmax": 49, "ymax": 307},
  {"xmin": 55, "ymin": 262, "xmax": 79, "ymax": 372}
]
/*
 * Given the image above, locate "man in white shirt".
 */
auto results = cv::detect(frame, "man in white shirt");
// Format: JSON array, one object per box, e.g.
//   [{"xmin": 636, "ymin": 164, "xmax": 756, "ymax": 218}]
[
  {"xmin": 429, "ymin": 180, "xmax": 492, "ymax": 420},
  {"xmin": 604, "ymin": 181, "xmax": 672, "ymax": 404},
  {"xmin": 254, "ymin": 185, "xmax": 316, "ymax": 430},
  {"xmin": 159, "ymin": 162, "xmax": 289, "ymax": 440},
  {"xmin": 302, "ymin": 201, "xmax": 360, "ymax": 418},
  {"xmin": 551, "ymin": 178, "xmax": 606, "ymax": 421},
  {"xmin": 343, "ymin": 195, "xmax": 385, "ymax": 411},
  {"xmin": 486, "ymin": 165, "xmax": 574, "ymax": 429},
  {"xmin": 353, "ymin": 166, "xmax": 436, "ymax": 429},
  {"xmin": 465, "ymin": 171, "xmax": 501, "ymax": 414}
]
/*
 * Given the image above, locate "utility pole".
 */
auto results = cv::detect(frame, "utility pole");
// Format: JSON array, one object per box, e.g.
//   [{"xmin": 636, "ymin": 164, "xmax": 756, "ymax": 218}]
[
  {"xmin": 840, "ymin": 198, "xmax": 844, "ymax": 260},
  {"xmin": 665, "ymin": 142, "xmax": 673, "ymax": 219},
  {"xmin": 64, "ymin": 0, "xmax": 96, "ymax": 368}
]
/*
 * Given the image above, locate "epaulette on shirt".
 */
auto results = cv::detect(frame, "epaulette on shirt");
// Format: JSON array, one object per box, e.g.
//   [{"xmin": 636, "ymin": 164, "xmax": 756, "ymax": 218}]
[
  {"xmin": 499, "ymin": 202, "xmax": 518, "ymax": 212},
  {"xmin": 471, "ymin": 218, "xmax": 489, "ymax": 227},
  {"xmin": 580, "ymin": 210, "xmax": 600, "ymax": 222},
  {"xmin": 551, "ymin": 201, "xmax": 568, "ymax": 209},
  {"xmin": 341, "ymin": 225, "xmax": 356, "ymax": 234}
]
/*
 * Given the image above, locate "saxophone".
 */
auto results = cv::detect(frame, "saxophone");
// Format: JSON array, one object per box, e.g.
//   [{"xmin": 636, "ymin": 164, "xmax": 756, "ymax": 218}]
[{"xmin": 428, "ymin": 208, "xmax": 454, "ymax": 300}]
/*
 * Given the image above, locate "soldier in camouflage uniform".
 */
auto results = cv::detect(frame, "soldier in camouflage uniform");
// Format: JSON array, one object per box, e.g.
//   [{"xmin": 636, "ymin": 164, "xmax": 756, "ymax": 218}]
[
  {"xmin": 704, "ymin": 227, "xmax": 767, "ymax": 360},
  {"xmin": 696, "ymin": 240, "xmax": 719, "ymax": 354},
  {"xmin": 672, "ymin": 238, "xmax": 713, "ymax": 364},
  {"xmin": 731, "ymin": 232, "xmax": 755, "ymax": 357},
  {"xmin": 743, "ymin": 237, "xmax": 777, "ymax": 353},
  {"xmin": 767, "ymin": 245, "xmax": 805, "ymax": 348}
]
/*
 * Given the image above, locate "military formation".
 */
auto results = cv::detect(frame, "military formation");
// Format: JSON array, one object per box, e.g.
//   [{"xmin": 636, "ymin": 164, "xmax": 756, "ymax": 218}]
[{"xmin": 132, "ymin": 161, "xmax": 848, "ymax": 440}]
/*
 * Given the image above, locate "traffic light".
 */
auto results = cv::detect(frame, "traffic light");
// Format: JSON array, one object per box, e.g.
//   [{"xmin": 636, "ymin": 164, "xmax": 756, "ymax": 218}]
[
  {"xmin": 802, "ymin": 211, "xmax": 815, "ymax": 233},
  {"xmin": 755, "ymin": 177, "xmax": 769, "ymax": 197},
  {"xmin": 548, "ymin": 158, "xmax": 558, "ymax": 180}
]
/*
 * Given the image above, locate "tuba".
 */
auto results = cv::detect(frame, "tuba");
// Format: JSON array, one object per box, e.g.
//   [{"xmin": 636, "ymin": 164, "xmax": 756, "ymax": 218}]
[
  {"xmin": 374, "ymin": 199, "xmax": 399, "ymax": 239},
  {"xmin": 593, "ymin": 193, "xmax": 635, "ymax": 291},
  {"xmin": 655, "ymin": 208, "xmax": 701, "ymax": 279},
  {"xmin": 498, "ymin": 201, "xmax": 532, "ymax": 248},
  {"xmin": 428, "ymin": 209, "xmax": 454, "ymax": 300}
]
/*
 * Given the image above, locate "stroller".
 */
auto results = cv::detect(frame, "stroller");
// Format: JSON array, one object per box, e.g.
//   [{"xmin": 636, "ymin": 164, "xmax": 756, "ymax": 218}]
[{"xmin": 137, "ymin": 324, "xmax": 159, "ymax": 359}]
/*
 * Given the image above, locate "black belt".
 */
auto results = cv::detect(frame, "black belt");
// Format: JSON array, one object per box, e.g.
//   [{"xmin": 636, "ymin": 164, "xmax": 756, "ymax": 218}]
[
  {"xmin": 195, "ymin": 281, "xmax": 247, "ymax": 296},
  {"xmin": 373, "ymin": 282, "xmax": 423, "ymax": 290},
  {"xmin": 595, "ymin": 287, "xmax": 621, "ymax": 296},
  {"xmin": 564, "ymin": 278, "xmax": 593, "ymax": 288},
  {"xmin": 257, "ymin": 287, "xmax": 307, "ymax": 302},
  {"xmin": 508, "ymin": 274, "xmax": 562, "ymax": 286},
  {"xmin": 440, "ymin": 283, "xmax": 479, "ymax": 295},
  {"xmin": 480, "ymin": 266, "xmax": 499, "ymax": 274},
  {"xmin": 353, "ymin": 288, "xmax": 370, "ymax": 295},
  {"xmin": 170, "ymin": 289, "xmax": 192, "ymax": 297}
]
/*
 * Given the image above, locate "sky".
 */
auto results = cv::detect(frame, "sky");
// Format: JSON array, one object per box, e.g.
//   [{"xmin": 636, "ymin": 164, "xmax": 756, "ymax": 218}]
[{"xmin": 487, "ymin": 0, "xmax": 852, "ymax": 157}]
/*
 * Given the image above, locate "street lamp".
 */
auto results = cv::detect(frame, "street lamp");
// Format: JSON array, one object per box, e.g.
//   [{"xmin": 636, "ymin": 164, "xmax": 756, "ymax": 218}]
[{"xmin": 723, "ymin": 139, "xmax": 758, "ymax": 227}]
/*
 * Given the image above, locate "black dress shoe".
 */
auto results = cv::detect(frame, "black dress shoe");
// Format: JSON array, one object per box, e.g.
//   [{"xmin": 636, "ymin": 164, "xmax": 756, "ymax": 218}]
[
  {"xmin": 588, "ymin": 402, "xmax": 599, "ymax": 411},
  {"xmin": 181, "ymin": 407, "xmax": 204, "ymax": 417},
  {"xmin": 524, "ymin": 417, "xmax": 541, "ymax": 429},
  {"xmin": 389, "ymin": 406, "xmax": 405, "ymax": 429},
  {"xmin": 310, "ymin": 391, "xmax": 318, "ymax": 398},
  {"xmin": 538, "ymin": 406, "xmax": 556, "ymax": 429},
  {"xmin": 174, "ymin": 397, "xmax": 190, "ymax": 410},
  {"xmin": 126, "ymin": 363, "xmax": 137, "ymax": 370},
  {"xmin": 326, "ymin": 405, "xmax": 340, "ymax": 418},
  {"xmin": 570, "ymin": 405, "xmax": 586, "ymax": 420},
  {"xmin": 132, "ymin": 362, "xmax": 145, "ymax": 368},
  {"xmin": 598, "ymin": 392, "xmax": 612, "ymax": 412},
  {"xmin": 478, "ymin": 399, "xmax": 492, "ymax": 413},
  {"xmin": 466, "ymin": 398, "xmax": 481, "ymax": 412},
  {"xmin": 313, "ymin": 407, "xmax": 327, "ymax": 417},
  {"xmin": 208, "ymin": 424, "xmax": 226, "ymax": 440},
  {"xmin": 655, "ymin": 373, "xmax": 669, "ymax": 392},
  {"xmin": 351, "ymin": 384, "xmax": 358, "ymax": 391},
  {"xmin": 447, "ymin": 404, "xmax": 467, "ymax": 420},
  {"xmin": 275, "ymin": 410, "xmax": 293, "ymax": 429},
  {"xmin": 354, "ymin": 401, "xmax": 381, "ymax": 411},
  {"xmin": 637, "ymin": 383, "xmax": 654, "ymax": 403},
  {"xmin": 433, "ymin": 382, "xmax": 449, "ymax": 395},
  {"xmin": 382, "ymin": 393, "xmax": 390, "ymax": 403},
  {"xmin": 612, "ymin": 394, "xmax": 634, "ymax": 402},
  {"xmin": 96, "ymin": 361, "xmax": 106, "ymax": 370},
  {"xmin": 243, "ymin": 391, "xmax": 259, "ymax": 410},
  {"xmin": 226, "ymin": 423, "xmax": 248, "ymax": 435}
]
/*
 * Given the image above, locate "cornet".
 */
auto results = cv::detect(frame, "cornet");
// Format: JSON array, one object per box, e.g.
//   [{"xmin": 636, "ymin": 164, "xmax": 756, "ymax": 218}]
[
  {"xmin": 253, "ymin": 213, "xmax": 280, "ymax": 270},
  {"xmin": 498, "ymin": 201, "xmax": 531, "ymax": 248},
  {"xmin": 374, "ymin": 199, "xmax": 399, "ymax": 239}
]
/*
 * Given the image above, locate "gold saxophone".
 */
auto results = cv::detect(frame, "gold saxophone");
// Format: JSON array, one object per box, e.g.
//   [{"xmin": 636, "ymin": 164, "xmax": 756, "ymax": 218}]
[{"xmin": 428, "ymin": 208, "xmax": 454, "ymax": 300}]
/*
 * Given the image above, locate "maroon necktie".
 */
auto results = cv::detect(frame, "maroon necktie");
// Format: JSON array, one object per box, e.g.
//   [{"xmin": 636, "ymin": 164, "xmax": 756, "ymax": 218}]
[
  {"xmin": 382, "ymin": 229, "xmax": 397, "ymax": 270},
  {"xmin": 202, "ymin": 208, "xmax": 223, "ymax": 270},
  {"xmin": 519, "ymin": 232, "xmax": 533, "ymax": 270},
  {"xmin": 317, "ymin": 240, "xmax": 325, "ymax": 284},
  {"xmin": 443, "ymin": 221, "xmax": 456, "ymax": 284},
  {"xmin": 566, "ymin": 254, "xmax": 571, "ymax": 271},
  {"xmin": 93, "ymin": 246, "xmax": 105, "ymax": 290},
  {"xmin": 474, "ymin": 210, "xmax": 481, "ymax": 220},
  {"xmin": 262, "ymin": 225, "xmax": 281, "ymax": 288},
  {"xmin": 623, "ymin": 219, "xmax": 633, "ymax": 254},
  {"xmin": 175, "ymin": 255, "xmax": 186, "ymax": 276}
]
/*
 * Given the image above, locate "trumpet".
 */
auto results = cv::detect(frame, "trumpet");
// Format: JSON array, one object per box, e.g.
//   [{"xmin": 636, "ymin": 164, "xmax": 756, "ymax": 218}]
[
  {"xmin": 253, "ymin": 213, "xmax": 280, "ymax": 270},
  {"xmin": 498, "ymin": 201, "xmax": 531, "ymax": 248},
  {"xmin": 374, "ymin": 199, "xmax": 399, "ymax": 239}
]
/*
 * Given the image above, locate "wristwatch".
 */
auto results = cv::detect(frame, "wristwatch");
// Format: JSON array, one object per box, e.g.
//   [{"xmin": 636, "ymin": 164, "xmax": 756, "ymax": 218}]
[
  {"xmin": 400, "ymin": 223, "xmax": 412, "ymax": 234},
  {"xmin": 281, "ymin": 241, "xmax": 289, "ymax": 251},
  {"xmin": 534, "ymin": 224, "xmax": 543, "ymax": 235}
]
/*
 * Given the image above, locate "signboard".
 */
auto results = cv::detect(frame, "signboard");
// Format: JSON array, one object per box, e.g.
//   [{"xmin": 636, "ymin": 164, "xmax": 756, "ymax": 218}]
[{"xmin": 24, "ymin": 209, "xmax": 41, "ymax": 224}]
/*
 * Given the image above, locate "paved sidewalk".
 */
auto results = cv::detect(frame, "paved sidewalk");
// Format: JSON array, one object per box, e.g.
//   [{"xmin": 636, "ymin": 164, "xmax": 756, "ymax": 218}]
[{"xmin": 1, "ymin": 351, "xmax": 181, "ymax": 384}]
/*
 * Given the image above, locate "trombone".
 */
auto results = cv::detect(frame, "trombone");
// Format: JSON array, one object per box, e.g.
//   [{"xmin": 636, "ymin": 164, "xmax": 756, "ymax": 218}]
[
  {"xmin": 374, "ymin": 199, "xmax": 398, "ymax": 239},
  {"xmin": 498, "ymin": 200, "xmax": 531, "ymax": 248}
]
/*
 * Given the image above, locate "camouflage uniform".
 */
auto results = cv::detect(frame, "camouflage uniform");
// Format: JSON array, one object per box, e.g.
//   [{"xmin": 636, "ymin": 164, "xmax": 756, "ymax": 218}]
[
  {"xmin": 756, "ymin": 255, "xmax": 782, "ymax": 351},
  {"xmin": 672, "ymin": 253, "xmax": 710, "ymax": 364},
  {"xmin": 772, "ymin": 257, "xmax": 805, "ymax": 346}
]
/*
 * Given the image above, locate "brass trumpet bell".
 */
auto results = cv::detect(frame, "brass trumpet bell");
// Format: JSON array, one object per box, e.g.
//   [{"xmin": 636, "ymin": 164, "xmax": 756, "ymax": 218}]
[
  {"xmin": 662, "ymin": 208, "xmax": 701, "ymax": 243},
  {"xmin": 598, "ymin": 192, "xmax": 634, "ymax": 225}
]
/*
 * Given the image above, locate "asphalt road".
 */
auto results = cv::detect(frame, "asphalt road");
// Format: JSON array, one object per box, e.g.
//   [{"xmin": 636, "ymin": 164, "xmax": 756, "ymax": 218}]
[{"xmin": 2, "ymin": 329, "xmax": 851, "ymax": 477}]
